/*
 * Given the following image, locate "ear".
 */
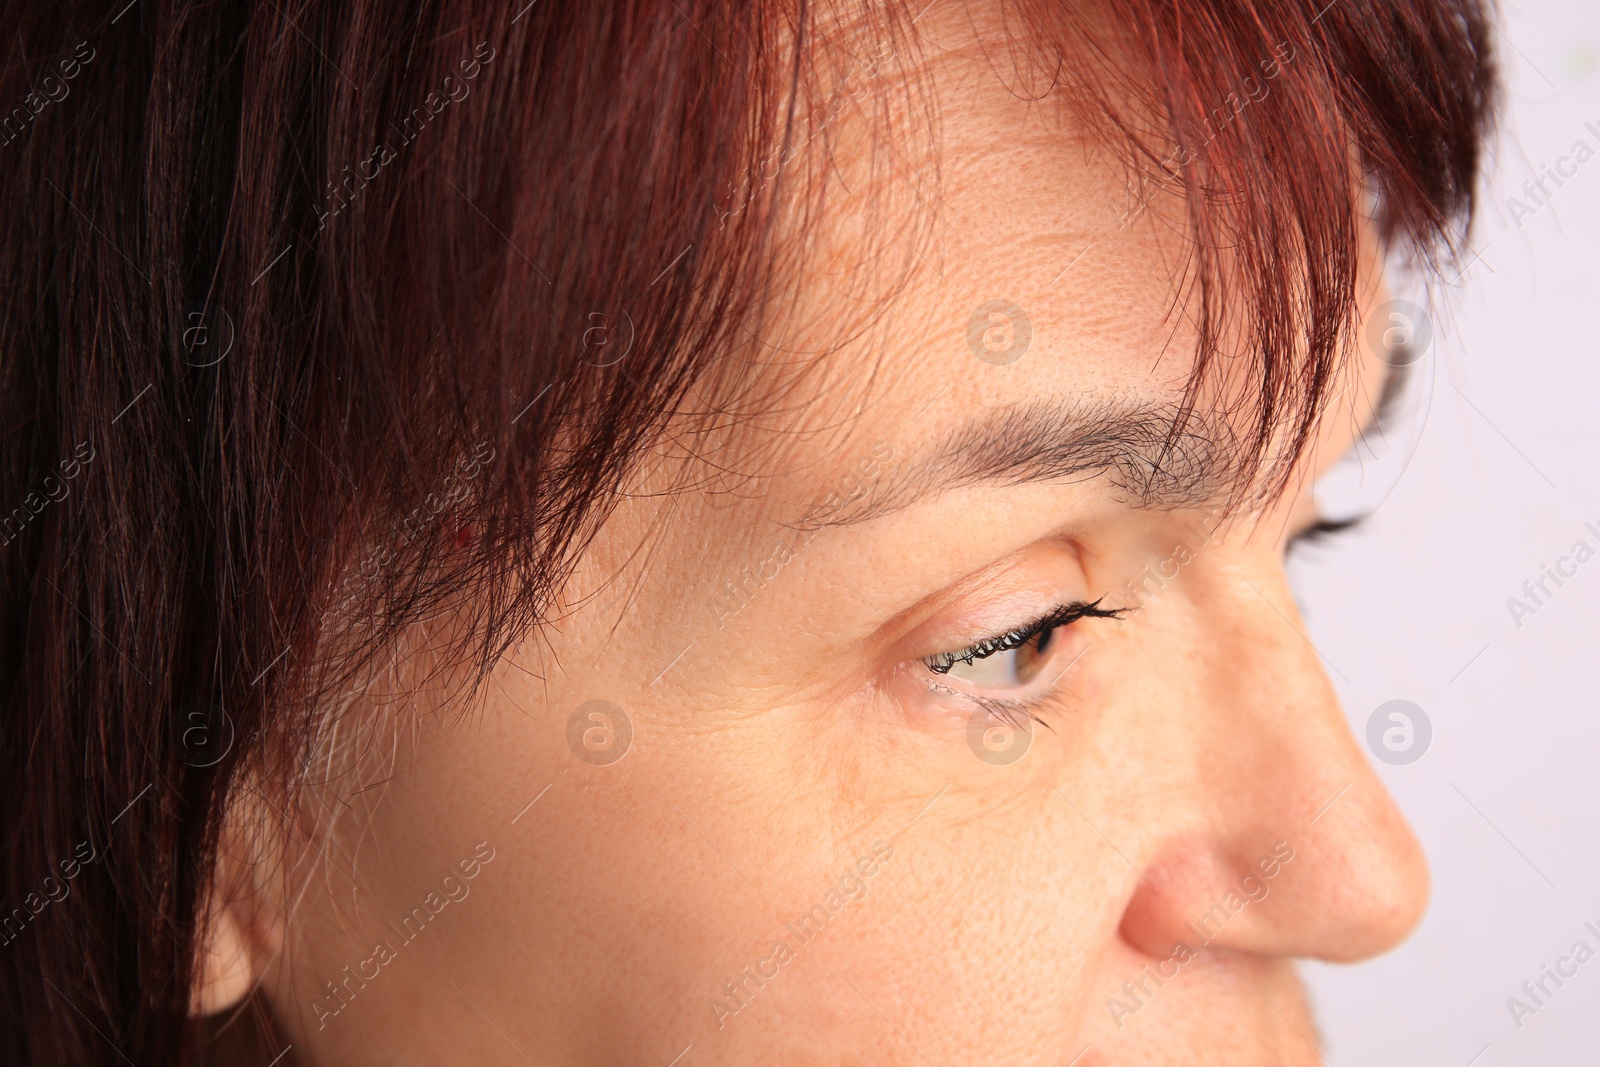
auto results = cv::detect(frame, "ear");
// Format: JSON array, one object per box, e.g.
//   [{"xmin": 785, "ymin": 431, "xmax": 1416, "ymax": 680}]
[
  {"xmin": 191, "ymin": 895, "xmax": 260, "ymax": 1016},
  {"xmin": 190, "ymin": 789, "xmax": 284, "ymax": 1018}
]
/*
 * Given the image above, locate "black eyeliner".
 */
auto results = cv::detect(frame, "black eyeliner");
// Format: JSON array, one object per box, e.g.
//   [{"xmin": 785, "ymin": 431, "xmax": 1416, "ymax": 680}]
[{"xmin": 923, "ymin": 597, "xmax": 1123, "ymax": 675}]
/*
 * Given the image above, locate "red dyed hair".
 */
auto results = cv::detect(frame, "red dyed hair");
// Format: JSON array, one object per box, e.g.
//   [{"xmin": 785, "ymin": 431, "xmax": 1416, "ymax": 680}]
[{"xmin": 0, "ymin": 0, "xmax": 1492, "ymax": 1063}]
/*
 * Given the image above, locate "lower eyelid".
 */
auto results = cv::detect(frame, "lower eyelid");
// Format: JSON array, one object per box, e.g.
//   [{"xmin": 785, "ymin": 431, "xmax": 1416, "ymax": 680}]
[
  {"xmin": 922, "ymin": 677, "xmax": 1040, "ymax": 724},
  {"xmin": 966, "ymin": 692, "xmax": 1050, "ymax": 729}
]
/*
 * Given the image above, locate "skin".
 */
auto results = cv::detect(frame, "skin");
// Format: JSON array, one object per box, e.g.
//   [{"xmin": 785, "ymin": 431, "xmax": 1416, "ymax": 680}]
[{"xmin": 199, "ymin": 6, "xmax": 1428, "ymax": 1064}]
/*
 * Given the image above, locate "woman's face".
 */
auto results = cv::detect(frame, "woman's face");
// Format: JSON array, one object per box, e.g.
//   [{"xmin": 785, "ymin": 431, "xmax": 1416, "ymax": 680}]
[{"xmin": 252, "ymin": 11, "xmax": 1426, "ymax": 1065}]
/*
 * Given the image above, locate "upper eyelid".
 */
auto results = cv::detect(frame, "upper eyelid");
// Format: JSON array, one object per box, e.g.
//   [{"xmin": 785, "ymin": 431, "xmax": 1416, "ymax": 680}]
[
  {"xmin": 920, "ymin": 600, "xmax": 1122, "ymax": 679},
  {"xmin": 925, "ymin": 618, "xmax": 1040, "ymax": 673},
  {"xmin": 913, "ymin": 608, "xmax": 1113, "ymax": 728}
]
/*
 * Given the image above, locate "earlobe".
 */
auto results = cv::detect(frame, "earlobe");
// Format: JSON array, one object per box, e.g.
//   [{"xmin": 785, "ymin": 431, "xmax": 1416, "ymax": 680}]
[
  {"xmin": 191, "ymin": 899, "xmax": 260, "ymax": 1016},
  {"xmin": 189, "ymin": 799, "xmax": 284, "ymax": 1018}
]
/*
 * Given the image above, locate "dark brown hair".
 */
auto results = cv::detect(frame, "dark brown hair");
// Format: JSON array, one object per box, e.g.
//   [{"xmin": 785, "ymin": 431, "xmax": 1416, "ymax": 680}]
[{"xmin": 0, "ymin": 0, "xmax": 1492, "ymax": 1063}]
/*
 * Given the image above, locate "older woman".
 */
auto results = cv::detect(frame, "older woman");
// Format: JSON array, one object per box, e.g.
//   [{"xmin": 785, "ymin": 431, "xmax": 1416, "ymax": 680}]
[{"xmin": 0, "ymin": 0, "xmax": 1494, "ymax": 1063}]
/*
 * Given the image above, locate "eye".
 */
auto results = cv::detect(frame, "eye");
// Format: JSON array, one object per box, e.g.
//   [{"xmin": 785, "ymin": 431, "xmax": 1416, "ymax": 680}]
[{"xmin": 922, "ymin": 599, "xmax": 1122, "ymax": 690}]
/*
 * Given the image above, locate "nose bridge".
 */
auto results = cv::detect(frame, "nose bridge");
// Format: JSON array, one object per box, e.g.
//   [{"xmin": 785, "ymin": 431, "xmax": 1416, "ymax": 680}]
[
  {"xmin": 1194, "ymin": 549, "xmax": 1359, "ymax": 818},
  {"xmin": 1114, "ymin": 538, "xmax": 1430, "ymax": 964}
]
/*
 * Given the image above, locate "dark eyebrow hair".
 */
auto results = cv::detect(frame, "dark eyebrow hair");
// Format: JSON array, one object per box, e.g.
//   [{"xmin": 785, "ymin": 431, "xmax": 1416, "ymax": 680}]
[
  {"xmin": 794, "ymin": 358, "xmax": 1406, "ymax": 532},
  {"xmin": 794, "ymin": 395, "xmax": 1245, "ymax": 532}
]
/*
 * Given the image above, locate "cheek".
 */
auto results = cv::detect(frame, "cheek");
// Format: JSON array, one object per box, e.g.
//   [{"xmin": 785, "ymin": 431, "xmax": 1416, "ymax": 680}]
[
  {"xmin": 271, "ymin": 633, "xmax": 1140, "ymax": 1063},
  {"xmin": 522, "ymin": 707, "xmax": 1122, "ymax": 1059},
  {"xmin": 812, "ymin": 800, "xmax": 1139, "ymax": 1060}
]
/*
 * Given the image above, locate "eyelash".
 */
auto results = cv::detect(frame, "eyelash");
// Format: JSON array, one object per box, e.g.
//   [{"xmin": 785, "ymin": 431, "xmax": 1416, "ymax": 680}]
[
  {"xmin": 1287, "ymin": 513, "xmax": 1370, "ymax": 553},
  {"xmin": 922, "ymin": 598, "xmax": 1123, "ymax": 676},
  {"xmin": 930, "ymin": 683, "xmax": 1048, "ymax": 730},
  {"xmin": 913, "ymin": 517, "xmax": 1363, "ymax": 727},
  {"xmin": 928, "ymin": 517, "xmax": 1357, "ymax": 679},
  {"xmin": 929, "ymin": 511, "xmax": 1357, "ymax": 686}
]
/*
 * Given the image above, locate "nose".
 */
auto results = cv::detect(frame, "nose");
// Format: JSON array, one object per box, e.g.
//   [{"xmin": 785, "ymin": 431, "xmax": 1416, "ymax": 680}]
[{"xmin": 1113, "ymin": 542, "xmax": 1430, "ymax": 964}]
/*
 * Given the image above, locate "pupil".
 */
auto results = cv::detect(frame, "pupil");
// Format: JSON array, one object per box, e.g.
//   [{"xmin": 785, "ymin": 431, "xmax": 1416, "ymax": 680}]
[{"xmin": 1012, "ymin": 625, "xmax": 1055, "ymax": 685}]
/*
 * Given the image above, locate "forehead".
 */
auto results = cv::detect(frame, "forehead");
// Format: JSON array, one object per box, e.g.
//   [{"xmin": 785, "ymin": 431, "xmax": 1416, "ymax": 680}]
[
  {"xmin": 711, "ymin": 21, "xmax": 1208, "ymax": 481},
  {"xmin": 688, "ymin": 4, "xmax": 1382, "ymax": 527}
]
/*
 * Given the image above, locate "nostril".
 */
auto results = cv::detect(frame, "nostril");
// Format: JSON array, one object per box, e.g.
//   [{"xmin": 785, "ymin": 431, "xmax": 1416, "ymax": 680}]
[{"xmin": 1117, "ymin": 840, "xmax": 1304, "ymax": 962}]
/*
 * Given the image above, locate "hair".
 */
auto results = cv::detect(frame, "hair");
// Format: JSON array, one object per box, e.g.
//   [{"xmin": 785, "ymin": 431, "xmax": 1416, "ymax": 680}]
[{"xmin": 0, "ymin": 0, "xmax": 1493, "ymax": 1063}]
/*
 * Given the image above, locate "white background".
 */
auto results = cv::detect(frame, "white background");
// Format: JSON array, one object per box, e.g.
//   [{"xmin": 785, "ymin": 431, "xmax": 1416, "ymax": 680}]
[{"xmin": 1293, "ymin": 1, "xmax": 1600, "ymax": 1063}]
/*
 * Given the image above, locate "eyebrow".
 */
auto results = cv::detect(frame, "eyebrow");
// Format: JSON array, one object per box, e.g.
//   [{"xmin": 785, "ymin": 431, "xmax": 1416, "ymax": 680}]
[
  {"xmin": 794, "ymin": 360, "xmax": 1404, "ymax": 532},
  {"xmin": 794, "ymin": 395, "xmax": 1240, "ymax": 532}
]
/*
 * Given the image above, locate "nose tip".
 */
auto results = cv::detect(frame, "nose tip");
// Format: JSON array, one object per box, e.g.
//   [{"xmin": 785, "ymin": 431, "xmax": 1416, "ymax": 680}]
[
  {"xmin": 1288, "ymin": 780, "xmax": 1431, "ymax": 961},
  {"xmin": 1110, "ymin": 553, "xmax": 1432, "ymax": 967},
  {"xmin": 1116, "ymin": 777, "xmax": 1429, "ymax": 965},
  {"xmin": 1113, "ymin": 739, "xmax": 1440, "ymax": 966}
]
